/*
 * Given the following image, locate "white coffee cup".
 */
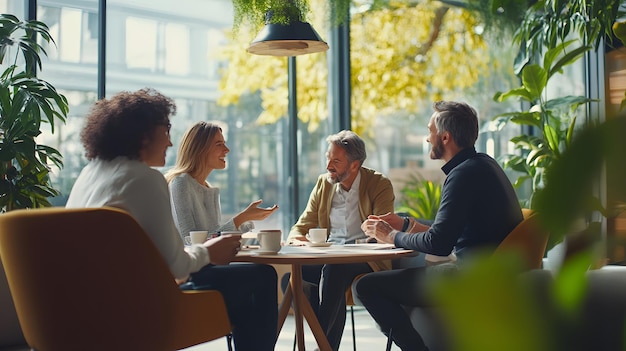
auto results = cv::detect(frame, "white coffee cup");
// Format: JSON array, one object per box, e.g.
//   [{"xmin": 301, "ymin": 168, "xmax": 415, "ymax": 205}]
[
  {"xmin": 257, "ymin": 230, "xmax": 282, "ymax": 253},
  {"xmin": 189, "ymin": 230, "xmax": 209, "ymax": 244},
  {"xmin": 306, "ymin": 228, "xmax": 327, "ymax": 244}
]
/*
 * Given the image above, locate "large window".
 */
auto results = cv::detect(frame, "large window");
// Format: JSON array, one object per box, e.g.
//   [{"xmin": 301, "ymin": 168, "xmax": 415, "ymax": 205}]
[{"xmin": 7, "ymin": 0, "xmax": 564, "ymax": 236}]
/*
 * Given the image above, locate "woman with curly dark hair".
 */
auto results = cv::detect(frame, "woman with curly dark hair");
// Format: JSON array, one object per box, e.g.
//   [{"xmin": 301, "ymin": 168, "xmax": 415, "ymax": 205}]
[
  {"xmin": 66, "ymin": 88, "xmax": 278, "ymax": 351},
  {"xmin": 79, "ymin": 89, "xmax": 174, "ymax": 161}
]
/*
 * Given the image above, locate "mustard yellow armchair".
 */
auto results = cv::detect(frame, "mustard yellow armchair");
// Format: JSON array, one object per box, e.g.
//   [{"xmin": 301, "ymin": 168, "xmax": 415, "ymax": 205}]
[
  {"xmin": 493, "ymin": 209, "xmax": 550, "ymax": 270},
  {"xmin": 0, "ymin": 207, "xmax": 232, "ymax": 351},
  {"xmin": 388, "ymin": 209, "xmax": 550, "ymax": 351}
]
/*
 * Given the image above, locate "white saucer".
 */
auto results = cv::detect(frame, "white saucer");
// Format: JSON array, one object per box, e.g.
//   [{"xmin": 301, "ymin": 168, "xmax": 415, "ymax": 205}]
[
  {"xmin": 253, "ymin": 249, "xmax": 280, "ymax": 255},
  {"xmin": 305, "ymin": 242, "xmax": 333, "ymax": 247}
]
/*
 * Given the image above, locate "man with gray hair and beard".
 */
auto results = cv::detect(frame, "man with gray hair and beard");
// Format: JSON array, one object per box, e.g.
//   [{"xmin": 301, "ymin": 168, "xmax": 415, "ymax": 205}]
[
  {"xmin": 357, "ymin": 101, "xmax": 523, "ymax": 351},
  {"xmin": 286, "ymin": 130, "xmax": 395, "ymax": 351}
]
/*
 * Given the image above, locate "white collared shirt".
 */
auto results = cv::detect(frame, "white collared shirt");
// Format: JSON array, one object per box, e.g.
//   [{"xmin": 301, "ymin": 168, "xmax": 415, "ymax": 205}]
[{"xmin": 328, "ymin": 171, "xmax": 363, "ymax": 244}]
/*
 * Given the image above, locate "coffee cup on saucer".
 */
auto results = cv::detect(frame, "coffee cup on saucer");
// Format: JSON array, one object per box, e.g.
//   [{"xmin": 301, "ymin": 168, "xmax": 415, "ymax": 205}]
[
  {"xmin": 306, "ymin": 228, "xmax": 327, "ymax": 244},
  {"xmin": 257, "ymin": 229, "xmax": 282, "ymax": 254}
]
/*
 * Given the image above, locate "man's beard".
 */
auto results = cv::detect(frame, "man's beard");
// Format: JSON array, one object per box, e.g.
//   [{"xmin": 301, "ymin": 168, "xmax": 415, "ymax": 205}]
[
  {"xmin": 430, "ymin": 136, "xmax": 444, "ymax": 160},
  {"xmin": 326, "ymin": 169, "xmax": 348, "ymax": 184}
]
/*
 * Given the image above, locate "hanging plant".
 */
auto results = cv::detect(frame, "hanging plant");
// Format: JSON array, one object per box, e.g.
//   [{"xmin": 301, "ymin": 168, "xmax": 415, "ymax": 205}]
[
  {"xmin": 230, "ymin": 0, "xmax": 354, "ymax": 32},
  {"xmin": 232, "ymin": 0, "xmax": 311, "ymax": 32}
]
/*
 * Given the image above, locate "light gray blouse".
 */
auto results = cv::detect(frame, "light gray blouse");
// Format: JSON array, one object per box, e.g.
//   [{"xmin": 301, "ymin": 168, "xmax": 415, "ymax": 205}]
[{"xmin": 169, "ymin": 173, "xmax": 253, "ymax": 239}]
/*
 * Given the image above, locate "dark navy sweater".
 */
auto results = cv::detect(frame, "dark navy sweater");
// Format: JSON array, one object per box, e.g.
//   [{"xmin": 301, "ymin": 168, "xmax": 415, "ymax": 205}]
[{"xmin": 394, "ymin": 147, "xmax": 523, "ymax": 263}]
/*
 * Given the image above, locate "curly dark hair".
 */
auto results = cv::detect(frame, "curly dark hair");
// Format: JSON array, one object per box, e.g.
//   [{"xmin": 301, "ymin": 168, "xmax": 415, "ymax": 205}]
[{"xmin": 80, "ymin": 88, "xmax": 176, "ymax": 160}]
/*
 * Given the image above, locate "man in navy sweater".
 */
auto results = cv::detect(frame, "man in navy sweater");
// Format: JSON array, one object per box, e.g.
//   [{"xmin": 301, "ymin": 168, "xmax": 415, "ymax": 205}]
[{"xmin": 355, "ymin": 101, "xmax": 523, "ymax": 351}]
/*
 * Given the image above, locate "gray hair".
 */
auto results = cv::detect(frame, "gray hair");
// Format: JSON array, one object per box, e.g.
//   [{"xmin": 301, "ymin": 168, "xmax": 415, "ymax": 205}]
[
  {"xmin": 432, "ymin": 101, "xmax": 479, "ymax": 149},
  {"xmin": 326, "ymin": 130, "xmax": 367, "ymax": 165}
]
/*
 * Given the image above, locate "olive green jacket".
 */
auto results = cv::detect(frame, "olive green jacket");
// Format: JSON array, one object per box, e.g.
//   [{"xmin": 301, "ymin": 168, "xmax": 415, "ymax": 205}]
[{"xmin": 288, "ymin": 167, "xmax": 395, "ymax": 268}]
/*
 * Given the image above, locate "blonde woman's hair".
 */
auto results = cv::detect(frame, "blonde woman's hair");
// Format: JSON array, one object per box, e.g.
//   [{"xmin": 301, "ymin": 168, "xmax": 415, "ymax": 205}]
[{"xmin": 165, "ymin": 121, "xmax": 222, "ymax": 183}]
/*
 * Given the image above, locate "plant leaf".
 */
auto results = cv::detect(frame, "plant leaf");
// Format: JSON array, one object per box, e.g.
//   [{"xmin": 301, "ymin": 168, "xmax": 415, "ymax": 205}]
[{"xmin": 521, "ymin": 64, "xmax": 547, "ymax": 99}]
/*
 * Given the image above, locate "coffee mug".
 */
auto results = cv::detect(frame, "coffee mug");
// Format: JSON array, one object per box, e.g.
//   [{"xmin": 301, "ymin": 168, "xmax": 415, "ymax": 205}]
[
  {"xmin": 257, "ymin": 229, "xmax": 282, "ymax": 253},
  {"xmin": 189, "ymin": 230, "xmax": 209, "ymax": 244},
  {"xmin": 306, "ymin": 228, "xmax": 327, "ymax": 243}
]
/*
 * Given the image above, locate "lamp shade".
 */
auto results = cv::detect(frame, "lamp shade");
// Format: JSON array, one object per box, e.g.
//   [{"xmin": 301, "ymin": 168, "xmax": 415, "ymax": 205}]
[{"xmin": 247, "ymin": 21, "xmax": 329, "ymax": 56}]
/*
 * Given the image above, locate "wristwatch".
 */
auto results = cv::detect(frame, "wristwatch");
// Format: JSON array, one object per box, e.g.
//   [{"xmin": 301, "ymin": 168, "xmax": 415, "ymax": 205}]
[{"xmin": 401, "ymin": 216, "xmax": 410, "ymax": 232}]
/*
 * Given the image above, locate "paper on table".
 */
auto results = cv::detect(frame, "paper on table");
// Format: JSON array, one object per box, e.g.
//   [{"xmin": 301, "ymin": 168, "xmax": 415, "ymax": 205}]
[
  {"xmin": 342, "ymin": 243, "xmax": 396, "ymax": 250},
  {"xmin": 279, "ymin": 243, "xmax": 399, "ymax": 255},
  {"xmin": 280, "ymin": 245, "xmax": 331, "ymax": 254}
]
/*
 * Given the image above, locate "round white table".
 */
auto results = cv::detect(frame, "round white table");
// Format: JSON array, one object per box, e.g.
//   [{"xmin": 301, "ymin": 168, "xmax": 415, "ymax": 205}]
[{"xmin": 235, "ymin": 244, "xmax": 416, "ymax": 351}]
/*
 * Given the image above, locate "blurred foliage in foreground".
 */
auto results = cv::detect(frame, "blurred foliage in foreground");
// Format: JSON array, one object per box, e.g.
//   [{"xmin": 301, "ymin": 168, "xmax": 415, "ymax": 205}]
[{"xmin": 428, "ymin": 115, "xmax": 626, "ymax": 351}]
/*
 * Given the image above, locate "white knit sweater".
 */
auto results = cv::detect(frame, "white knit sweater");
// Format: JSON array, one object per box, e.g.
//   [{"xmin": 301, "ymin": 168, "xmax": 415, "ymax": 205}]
[{"xmin": 66, "ymin": 157, "xmax": 210, "ymax": 281}]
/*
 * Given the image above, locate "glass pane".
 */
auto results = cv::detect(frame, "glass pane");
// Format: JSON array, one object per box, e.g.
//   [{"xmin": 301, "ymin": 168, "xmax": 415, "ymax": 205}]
[
  {"xmin": 347, "ymin": 5, "xmax": 521, "ymax": 210},
  {"xmin": 0, "ymin": 0, "xmax": 25, "ymax": 18},
  {"xmin": 58, "ymin": 7, "xmax": 82, "ymax": 62},
  {"xmin": 164, "ymin": 23, "xmax": 189, "ymax": 75},
  {"xmin": 125, "ymin": 17, "xmax": 157, "ymax": 71},
  {"xmin": 37, "ymin": 0, "xmax": 99, "ymax": 205}
]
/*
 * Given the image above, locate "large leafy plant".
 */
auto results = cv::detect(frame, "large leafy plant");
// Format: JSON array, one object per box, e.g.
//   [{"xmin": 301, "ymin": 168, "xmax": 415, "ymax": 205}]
[
  {"xmin": 491, "ymin": 0, "xmax": 624, "ymax": 209},
  {"xmin": 492, "ymin": 40, "xmax": 594, "ymax": 209},
  {"xmin": 511, "ymin": 0, "xmax": 623, "ymax": 74},
  {"xmin": 0, "ymin": 14, "xmax": 68, "ymax": 212}
]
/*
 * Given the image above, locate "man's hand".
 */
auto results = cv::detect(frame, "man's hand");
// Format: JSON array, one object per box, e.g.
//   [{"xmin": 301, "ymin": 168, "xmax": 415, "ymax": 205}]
[
  {"xmin": 203, "ymin": 234, "xmax": 242, "ymax": 265},
  {"xmin": 287, "ymin": 236, "xmax": 308, "ymax": 246},
  {"xmin": 362, "ymin": 212, "xmax": 403, "ymax": 232},
  {"xmin": 361, "ymin": 218, "xmax": 397, "ymax": 244}
]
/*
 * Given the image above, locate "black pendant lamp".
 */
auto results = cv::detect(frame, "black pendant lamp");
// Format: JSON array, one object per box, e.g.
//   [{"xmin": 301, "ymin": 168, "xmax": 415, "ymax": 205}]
[{"xmin": 247, "ymin": 12, "xmax": 329, "ymax": 56}]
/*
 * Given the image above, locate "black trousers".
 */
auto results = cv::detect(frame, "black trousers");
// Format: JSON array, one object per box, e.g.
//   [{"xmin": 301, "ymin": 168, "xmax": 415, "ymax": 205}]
[
  {"xmin": 353, "ymin": 264, "xmax": 460, "ymax": 351},
  {"xmin": 187, "ymin": 262, "xmax": 278, "ymax": 351}
]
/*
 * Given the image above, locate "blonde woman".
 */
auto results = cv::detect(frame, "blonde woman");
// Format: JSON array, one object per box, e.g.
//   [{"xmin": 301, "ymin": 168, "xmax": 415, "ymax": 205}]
[
  {"xmin": 165, "ymin": 121, "xmax": 278, "ymax": 351},
  {"xmin": 165, "ymin": 121, "xmax": 278, "ymax": 239}
]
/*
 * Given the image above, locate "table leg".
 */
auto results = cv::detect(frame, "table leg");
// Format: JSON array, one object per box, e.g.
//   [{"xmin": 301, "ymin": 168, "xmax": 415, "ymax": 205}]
[
  {"xmin": 289, "ymin": 263, "xmax": 332, "ymax": 351},
  {"xmin": 277, "ymin": 284, "xmax": 292, "ymax": 334},
  {"xmin": 290, "ymin": 264, "xmax": 306, "ymax": 350}
]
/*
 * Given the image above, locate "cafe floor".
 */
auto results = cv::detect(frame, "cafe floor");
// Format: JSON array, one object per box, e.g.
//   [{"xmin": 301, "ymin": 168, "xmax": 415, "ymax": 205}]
[{"xmin": 183, "ymin": 305, "xmax": 398, "ymax": 350}]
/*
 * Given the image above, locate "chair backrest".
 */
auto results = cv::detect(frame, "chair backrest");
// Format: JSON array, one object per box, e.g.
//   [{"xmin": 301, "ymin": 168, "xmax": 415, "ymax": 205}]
[
  {"xmin": 0, "ymin": 257, "xmax": 27, "ymax": 349},
  {"xmin": 0, "ymin": 207, "xmax": 221, "ymax": 351},
  {"xmin": 493, "ymin": 209, "xmax": 549, "ymax": 270}
]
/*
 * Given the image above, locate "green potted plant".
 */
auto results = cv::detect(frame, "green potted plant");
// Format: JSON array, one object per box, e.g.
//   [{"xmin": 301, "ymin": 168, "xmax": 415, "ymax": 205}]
[
  {"xmin": 491, "ymin": 0, "xmax": 624, "ymax": 263},
  {"xmin": 491, "ymin": 0, "xmax": 623, "ymax": 209},
  {"xmin": 397, "ymin": 175, "xmax": 441, "ymax": 221},
  {"xmin": 492, "ymin": 40, "xmax": 594, "ymax": 209},
  {"xmin": 0, "ymin": 14, "xmax": 69, "ymax": 212}
]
